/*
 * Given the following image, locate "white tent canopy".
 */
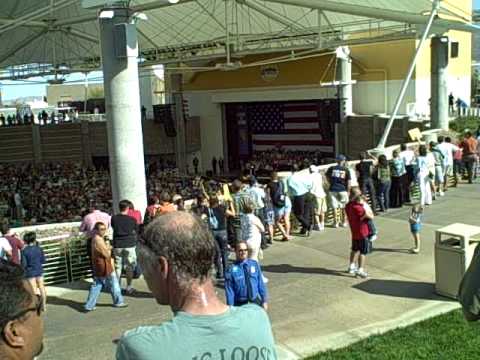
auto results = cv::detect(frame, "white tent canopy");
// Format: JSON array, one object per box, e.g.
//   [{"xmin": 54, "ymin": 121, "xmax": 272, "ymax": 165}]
[{"xmin": 0, "ymin": 0, "xmax": 476, "ymax": 80}]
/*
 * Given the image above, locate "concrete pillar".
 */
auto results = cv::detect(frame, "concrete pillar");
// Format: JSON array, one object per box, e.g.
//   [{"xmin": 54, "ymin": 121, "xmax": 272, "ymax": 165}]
[
  {"xmin": 170, "ymin": 73, "xmax": 188, "ymax": 175},
  {"xmin": 80, "ymin": 121, "xmax": 93, "ymax": 166},
  {"xmin": 336, "ymin": 47, "xmax": 353, "ymax": 119},
  {"xmin": 31, "ymin": 124, "xmax": 42, "ymax": 164},
  {"xmin": 431, "ymin": 36, "xmax": 449, "ymax": 131},
  {"xmin": 99, "ymin": 7, "xmax": 147, "ymax": 215}
]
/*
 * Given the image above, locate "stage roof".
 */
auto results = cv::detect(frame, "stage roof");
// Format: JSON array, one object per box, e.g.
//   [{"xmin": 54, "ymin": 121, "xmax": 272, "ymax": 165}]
[{"xmin": 0, "ymin": 0, "xmax": 476, "ymax": 80}]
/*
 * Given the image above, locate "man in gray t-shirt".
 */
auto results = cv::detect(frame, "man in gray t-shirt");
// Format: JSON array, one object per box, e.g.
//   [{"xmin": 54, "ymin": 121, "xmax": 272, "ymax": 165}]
[{"xmin": 116, "ymin": 212, "xmax": 277, "ymax": 360}]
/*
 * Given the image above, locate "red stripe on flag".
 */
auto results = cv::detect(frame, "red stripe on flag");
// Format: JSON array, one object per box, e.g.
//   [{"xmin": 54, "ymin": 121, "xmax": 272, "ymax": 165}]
[
  {"xmin": 282, "ymin": 104, "xmax": 319, "ymax": 112},
  {"xmin": 284, "ymin": 117, "xmax": 319, "ymax": 123},
  {"xmin": 273, "ymin": 129, "xmax": 323, "ymax": 134},
  {"xmin": 253, "ymin": 139, "xmax": 333, "ymax": 146}
]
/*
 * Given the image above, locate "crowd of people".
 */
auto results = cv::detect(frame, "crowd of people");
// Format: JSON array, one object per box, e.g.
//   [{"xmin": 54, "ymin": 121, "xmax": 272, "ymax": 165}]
[
  {"xmin": 0, "ymin": 158, "xmax": 215, "ymax": 226},
  {"xmin": 2, "ymin": 130, "xmax": 480, "ymax": 359},
  {"xmin": 0, "ymin": 109, "xmax": 80, "ymax": 127},
  {"xmin": 240, "ymin": 149, "xmax": 326, "ymax": 176}
]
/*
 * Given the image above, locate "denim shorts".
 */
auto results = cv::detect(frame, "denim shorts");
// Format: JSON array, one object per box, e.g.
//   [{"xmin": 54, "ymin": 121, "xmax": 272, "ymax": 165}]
[
  {"xmin": 410, "ymin": 223, "xmax": 422, "ymax": 234},
  {"xmin": 274, "ymin": 197, "xmax": 291, "ymax": 219},
  {"xmin": 264, "ymin": 208, "xmax": 275, "ymax": 225}
]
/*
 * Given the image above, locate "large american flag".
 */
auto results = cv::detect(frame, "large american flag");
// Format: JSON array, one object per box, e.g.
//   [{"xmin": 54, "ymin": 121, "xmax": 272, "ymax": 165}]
[{"xmin": 246, "ymin": 101, "xmax": 334, "ymax": 152}]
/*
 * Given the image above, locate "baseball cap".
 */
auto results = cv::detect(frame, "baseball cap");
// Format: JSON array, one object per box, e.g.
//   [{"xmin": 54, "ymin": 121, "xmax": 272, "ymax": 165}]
[{"xmin": 336, "ymin": 154, "xmax": 346, "ymax": 161}]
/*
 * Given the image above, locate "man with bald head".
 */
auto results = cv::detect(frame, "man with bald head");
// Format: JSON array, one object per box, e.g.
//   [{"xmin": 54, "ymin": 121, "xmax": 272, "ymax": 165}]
[
  {"xmin": 116, "ymin": 212, "xmax": 277, "ymax": 360},
  {"xmin": 0, "ymin": 259, "xmax": 45, "ymax": 360}
]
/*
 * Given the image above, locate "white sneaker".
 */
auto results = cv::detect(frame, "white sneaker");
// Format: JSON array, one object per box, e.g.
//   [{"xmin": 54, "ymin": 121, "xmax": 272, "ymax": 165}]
[
  {"xmin": 262, "ymin": 275, "xmax": 269, "ymax": 283},
  {"xmin": 334, "ymin": 223, "xmax": 340, "ymax": 228},
  {"xmin": 356, "ymin": 269, "xmax": 368, "ymax": 278},
  {"xmin": 370, "ymin": 234, "xmax": 377, "ymax": 242},
  {"xmin": 348, "ymin": 265, "xmax": 357, "ymax": 274},
  {"xmin": 439, "ymin": 191, "xmax": 445, "ymax": 197},
  {"xmin": 319, "ymin": 224, "xmax": 325, "ymax": 231},
  {"xmin": 341, "ymin": 222, "xmax": 348, "ymax": 228}
]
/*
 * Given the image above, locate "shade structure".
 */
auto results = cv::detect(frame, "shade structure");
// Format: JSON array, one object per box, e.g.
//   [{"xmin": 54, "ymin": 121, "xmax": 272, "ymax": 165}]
[{"xmin": 0, "ymin": 0, "xmax": 475, "ymax": 79}]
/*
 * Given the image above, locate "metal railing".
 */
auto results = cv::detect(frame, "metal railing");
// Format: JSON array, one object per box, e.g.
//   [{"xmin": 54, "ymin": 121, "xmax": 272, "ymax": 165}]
[{"xmin": 14, "ymin": 222, "xmax": 91, "ymax": 285}]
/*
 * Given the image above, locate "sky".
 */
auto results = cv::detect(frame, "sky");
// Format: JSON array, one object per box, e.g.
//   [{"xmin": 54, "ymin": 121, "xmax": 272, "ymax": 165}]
[
  {"xmin": 476, "ymin": 0, "xmax": 480, "ymax": 10},
  {"xmin": 1, "ymin": 71, "xmax": 103, "ymax": 102}
]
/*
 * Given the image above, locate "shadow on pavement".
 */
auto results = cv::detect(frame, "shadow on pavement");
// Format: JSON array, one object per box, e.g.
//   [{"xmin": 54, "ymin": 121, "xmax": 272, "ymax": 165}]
[
  {"xmin": 262, "ymin": 264, "xmax": 351, "ymax": 277},
  {"xmin": 352, "ymin": 280, "xmax": 455, "ymax": 301},
  {"xmin": 46, "ymin": 295, "xmax": 107, "ymax": 313},
  {"xmin": 124, "ymin": 290, "xmax": 153, "ymax": 299},
  {"xmin": 372, "ymin": 247, "xmax": 412, "ymax": 254}
]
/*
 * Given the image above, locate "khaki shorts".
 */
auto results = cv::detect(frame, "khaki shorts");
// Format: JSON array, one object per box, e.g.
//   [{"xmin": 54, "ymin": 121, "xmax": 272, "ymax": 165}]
[
  {"xmin": 113, "ymin": 247, "xmax": 137, "ymax": 276},
  {"xmin": 328, "ymin": 191, "xmax": 349, "ymax": 209},
  {"xmin": 315, "ymin": 196, "xmax": 328, "ymax": 214}
]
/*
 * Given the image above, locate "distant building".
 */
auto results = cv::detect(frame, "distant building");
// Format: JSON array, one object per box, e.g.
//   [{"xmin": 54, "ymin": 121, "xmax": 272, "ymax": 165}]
[
  {"xmin": 47, "ymin": 83, "xmax": 104, "ymax": 106},
  {"xmin": 474, "ymin": 10, "xmax": 480, "ymax": 65}
]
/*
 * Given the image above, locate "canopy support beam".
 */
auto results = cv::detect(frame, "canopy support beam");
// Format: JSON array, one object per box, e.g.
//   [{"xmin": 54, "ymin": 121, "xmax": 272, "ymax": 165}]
[
  {"xmin": 263, "ymin": 0, "xmax": 479, "ymax": 33},
  {"xmin": 376, "ymin": 0, "xmax": 440, "ymax": 149},
  {"xmin": 0, "ymin": 30, "xmax": 48, "ymax": 65}
]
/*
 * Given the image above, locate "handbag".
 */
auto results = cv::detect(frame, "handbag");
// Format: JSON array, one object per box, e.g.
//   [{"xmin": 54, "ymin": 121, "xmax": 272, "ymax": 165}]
[{"xmin": 208, "ymin": 208, "xmax": 219, "ymax": 230}]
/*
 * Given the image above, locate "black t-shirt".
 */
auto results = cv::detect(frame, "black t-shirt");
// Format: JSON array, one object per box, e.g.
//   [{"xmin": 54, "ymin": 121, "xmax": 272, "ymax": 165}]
[
  {"xmin": 111, "ymin": 214, "xmax": 138, "ymax": 248},
  {"xmin": 356, "ymin": 160, "xmax": 373, "ymax": 181}
]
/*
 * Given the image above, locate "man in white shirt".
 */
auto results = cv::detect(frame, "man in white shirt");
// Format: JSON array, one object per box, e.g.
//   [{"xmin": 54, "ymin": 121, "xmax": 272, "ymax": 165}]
[
  {"xmin": 247, "ymin": 177, "xmax": 268, "ymax": 248},
  {"xmin": 399, "ymin": 144, "xmax": 416, "ymax": 203},
  {"xmin": 437, "ymin": 135, "xmax": 459, "ymax": 191},
  {"xmin": 0, "ymin": 234, "xmax": 12, "ymax": 260},
  {"xmin": 309, "ymin": 165, "xmax": 327, "ymax": 231}
]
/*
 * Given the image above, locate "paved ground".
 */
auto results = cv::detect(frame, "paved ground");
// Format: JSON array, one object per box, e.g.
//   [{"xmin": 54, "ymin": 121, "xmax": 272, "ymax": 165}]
[{"xmin": 40, "ymin": 182, "xmax": 480, "ymax": 360}]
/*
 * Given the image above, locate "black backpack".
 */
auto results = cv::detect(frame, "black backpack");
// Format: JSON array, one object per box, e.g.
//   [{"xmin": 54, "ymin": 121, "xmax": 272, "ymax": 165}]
[{"xmin": 271, "ymin": 181, "xmax": 286, "ymax": 207}]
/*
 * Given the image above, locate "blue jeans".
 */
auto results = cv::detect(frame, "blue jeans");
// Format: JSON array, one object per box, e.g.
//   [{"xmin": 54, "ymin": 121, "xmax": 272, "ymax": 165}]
[
  {"xmin": 85, "ymin": 273, "xmax": 124, "ymax": 310},
  {"xmin": 377, "ymin": 181, "xmax": 391, "ymax": 211},
  {"xmin": 212, "ymin": 230, "xmax": 229, "ymax": 278}
]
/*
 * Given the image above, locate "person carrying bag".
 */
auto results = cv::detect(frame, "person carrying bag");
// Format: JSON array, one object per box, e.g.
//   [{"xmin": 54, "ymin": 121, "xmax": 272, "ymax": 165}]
[{"xmin": 459, "ymin": 242, "xmax": 480, "ymax": 321}]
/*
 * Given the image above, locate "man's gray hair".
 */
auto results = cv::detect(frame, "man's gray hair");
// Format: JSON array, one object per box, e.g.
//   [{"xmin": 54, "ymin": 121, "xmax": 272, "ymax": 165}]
[{"xmin": 138, "ymin": 212, "xmax": 215, "ymax": 286}]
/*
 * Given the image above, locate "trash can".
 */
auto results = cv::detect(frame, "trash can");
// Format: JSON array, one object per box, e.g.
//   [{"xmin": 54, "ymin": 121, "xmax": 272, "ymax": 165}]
[{"xmin": 435, "ymin": 223, "xmax": 480, "ymax": 299}]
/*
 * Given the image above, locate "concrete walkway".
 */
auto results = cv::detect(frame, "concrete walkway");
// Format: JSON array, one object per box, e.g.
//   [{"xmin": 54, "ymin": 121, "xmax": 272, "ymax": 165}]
[{"xmin": 40, "ymin": 183, "xmax": 480, "ymax": 360}]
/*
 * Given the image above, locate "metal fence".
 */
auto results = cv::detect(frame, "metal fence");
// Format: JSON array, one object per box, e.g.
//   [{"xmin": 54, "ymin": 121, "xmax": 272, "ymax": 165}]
[{"xmin": 15, "ymin": 223, "xmax": 91, "ymax": 285}]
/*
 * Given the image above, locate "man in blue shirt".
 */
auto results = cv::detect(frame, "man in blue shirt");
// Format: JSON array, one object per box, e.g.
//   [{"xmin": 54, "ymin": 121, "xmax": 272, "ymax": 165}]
[
  {"xmin": 326, "ymin": 155, "xmax": 351, "ymax": 228},
  {"xmin": 287, "ymin": 166, "xmax": 314, "ymax": 236},
  {"xmin": 225, "ymin": 241, "xmax": 268, "ymax": 310}
]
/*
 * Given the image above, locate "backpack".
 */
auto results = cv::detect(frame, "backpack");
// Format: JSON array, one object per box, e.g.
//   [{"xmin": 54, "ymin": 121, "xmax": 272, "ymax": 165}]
[{"xmin": 271, "ymin": 181, "xmax": 286, "ymax": 207}]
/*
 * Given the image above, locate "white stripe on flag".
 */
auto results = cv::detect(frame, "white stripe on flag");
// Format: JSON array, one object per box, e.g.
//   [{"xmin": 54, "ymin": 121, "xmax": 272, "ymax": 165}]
[
  {"xmin": 284, "ymin": 123, "xmax": 320, "ymax": 130},
  {"xmin": 253, "ymin": 145, "xmax": 333, "ymax": 152}
]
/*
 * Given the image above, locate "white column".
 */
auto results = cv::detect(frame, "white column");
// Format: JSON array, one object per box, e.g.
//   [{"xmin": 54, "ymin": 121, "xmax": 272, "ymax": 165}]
[
  {"xmin": 99, "ymin": 7, "xmax": 147, "ymax": 215},
  {"xmin": 336, "ymin": 47, "xmax": 353, "ymax": 118},
  {"xmin": 431, "ymin": 36, "xmax": 449, "ymax": 130}
]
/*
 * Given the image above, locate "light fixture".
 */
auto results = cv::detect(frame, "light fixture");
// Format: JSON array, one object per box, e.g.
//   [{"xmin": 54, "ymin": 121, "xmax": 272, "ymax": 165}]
[
  {"xmin": 168, "ymin": 0, "xmax": 180, "ymax": 4},
  {"xmin": 132, "ymin": 12, "xmax": 148, "ymax": 21},
  {"xmin": 99, "ymin": 10, "xmax": 115, "ymax": 18}
]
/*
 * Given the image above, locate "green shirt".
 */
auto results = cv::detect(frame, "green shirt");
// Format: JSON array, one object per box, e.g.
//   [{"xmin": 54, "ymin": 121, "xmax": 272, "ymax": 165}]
[{"xmin": 116, "ymin": 304, "xmax": 277, "ymax": 360}]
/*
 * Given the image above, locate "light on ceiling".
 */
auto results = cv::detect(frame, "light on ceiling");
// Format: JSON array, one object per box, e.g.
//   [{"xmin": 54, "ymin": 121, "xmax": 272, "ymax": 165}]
[
  {"xmin": 168, "ymin": 0, "xmax": 180, "ymax": 3},
  {"xmin": 132, "ymin": 12, "xmax": 148, "ymax": 21},
  {"xmin": 99, "ymin": 10, "xmax": 115, "ymax": 18}
]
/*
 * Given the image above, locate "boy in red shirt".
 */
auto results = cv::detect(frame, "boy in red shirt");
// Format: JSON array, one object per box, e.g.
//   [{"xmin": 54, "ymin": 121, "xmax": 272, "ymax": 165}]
[{"xmin": 345, "ymin": 188, "xmax": 374, "ymax": 278}]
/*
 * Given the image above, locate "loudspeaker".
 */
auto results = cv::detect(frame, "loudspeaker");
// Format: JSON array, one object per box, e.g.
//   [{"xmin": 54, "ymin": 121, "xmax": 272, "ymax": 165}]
[
  {"xmin": 451, "ymin": 42, "xmax": 459, "ymax": 58},
  {"xmin": 114, "ymin": 23, "xmax": 138, "ymax": 58}
]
